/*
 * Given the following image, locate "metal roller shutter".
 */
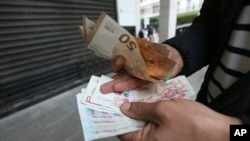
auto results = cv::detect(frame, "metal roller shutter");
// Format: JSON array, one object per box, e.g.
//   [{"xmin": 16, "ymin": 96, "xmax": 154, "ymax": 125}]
[{"xmin": 0, "ymin": 0, "xmax": 117, "ymax": 118}]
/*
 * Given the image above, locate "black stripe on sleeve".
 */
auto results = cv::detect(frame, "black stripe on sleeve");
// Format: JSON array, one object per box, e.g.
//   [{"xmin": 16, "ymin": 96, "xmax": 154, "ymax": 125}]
[
  {"xmin": 218, "ymin": 61, "xmax": 244, "ymax": 78},
  {"xmin": 233, "ymin": 24, "xmax": 250, "ymax": 31},
  {"xmin": 227, "ymin": 45, "xmax": 250, "ymax": 57},
  {"xmin": 210, "ymin": 76, "xmax": 225, "ymax": 92}
]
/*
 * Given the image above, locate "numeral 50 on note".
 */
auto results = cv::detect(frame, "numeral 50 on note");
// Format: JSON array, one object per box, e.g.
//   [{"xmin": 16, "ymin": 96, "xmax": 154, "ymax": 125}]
[{"xmin": 119, "ymin": 34, "xmax": 137, "ymax": 51}]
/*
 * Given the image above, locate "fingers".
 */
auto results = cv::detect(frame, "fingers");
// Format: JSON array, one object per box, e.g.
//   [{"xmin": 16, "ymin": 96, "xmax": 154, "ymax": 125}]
[
  {"xmin": 118, "ymin": 130, "xmax": 140, "ymax": 141},
  {"xmin": 100, "ymin": 73, "xmax": 147, "ymax": 93},
  {"xmin": 111, "ymin": 75, "xmax": 147, "ymax": 92},
  {"xmin": 120, "ymin": 102, "xmax": 160, "ymax": 123},
  {"xmin": 101, "ymin": 55, "xmax": 147, "ymax": 93},
  {"xmin": 164, "ymin": 45, "xmax": 184, "ymax": 78},
  {"xmin": 111, "ymin": 56, "xmax": 125, "ymax": 72},
  {"xmin": 118, "ymin": 122, "xmax": 154, "ymax": 141},
  {"xmin": 118, "ymin": 122, "xmax": 156, "ymax": 141}
]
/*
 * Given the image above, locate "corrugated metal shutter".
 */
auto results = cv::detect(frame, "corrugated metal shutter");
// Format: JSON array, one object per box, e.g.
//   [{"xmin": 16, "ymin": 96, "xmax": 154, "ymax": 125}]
[{"xmin": 0, "ymin": 0, "xmax": 117, "ymax": 118}]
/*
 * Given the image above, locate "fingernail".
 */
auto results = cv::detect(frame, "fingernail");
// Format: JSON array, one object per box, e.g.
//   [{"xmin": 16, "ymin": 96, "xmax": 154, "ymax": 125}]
[
  {"xmin": 120, "ymin": 102, "xmax": 131, "ymax": 111},
  {"xmin": 115, "ymin": 57, "xmax": 123, "ymax": 66},
  {"xmin": 100, "ymin": 83, "xmax": 109, "ymax": 94}
]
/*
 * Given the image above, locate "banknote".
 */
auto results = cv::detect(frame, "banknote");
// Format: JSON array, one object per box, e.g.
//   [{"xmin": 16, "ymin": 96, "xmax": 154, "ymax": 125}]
[
  {"xmin": 126, "ymin": 75, "xmax": 195, "ymax": 102},
  {"xmin": 77, "ymin": 92, "xmax": 145, "ymax": 141},
  {"xmin": 78, "ymin": 12, "xmax": 176, "ymax": 82},
  {"xmin": 81, "ymin": 75, "xmax": 195, "ymax": 112},
  {"xmin": 82, "ymin": 16, "xmax": 95, "ymax": 42},
  {"xmin": 81, "ymin": 75, "xmax": 127, "ymax": 113}
]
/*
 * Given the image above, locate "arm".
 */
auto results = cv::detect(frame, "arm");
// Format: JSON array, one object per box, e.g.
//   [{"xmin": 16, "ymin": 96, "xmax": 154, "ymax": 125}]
[{"xmin": 163, "ymin": 0, "xmax": 221, "ymax": 76}]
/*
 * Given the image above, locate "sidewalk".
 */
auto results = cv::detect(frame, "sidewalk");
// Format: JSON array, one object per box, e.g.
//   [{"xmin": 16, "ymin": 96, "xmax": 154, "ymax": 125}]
[{"xmin": 0, "ymin": 67, "xmax": 207, "ymax": 141}]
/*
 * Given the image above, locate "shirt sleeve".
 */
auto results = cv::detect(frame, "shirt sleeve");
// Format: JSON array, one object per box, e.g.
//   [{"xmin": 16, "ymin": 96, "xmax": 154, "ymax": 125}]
[
  {"xmin": 162, "ymin": 0, "xmax": 220, "ymax": 76},
  {"xmin": 240, "ymin": 115, "xmax": 250, "ymax": 124}
]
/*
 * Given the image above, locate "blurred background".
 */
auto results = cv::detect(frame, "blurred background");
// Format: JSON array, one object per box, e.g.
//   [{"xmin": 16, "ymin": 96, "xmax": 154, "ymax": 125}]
[{"xmin": 0, "ymin": 0, "xmax": 205, "ymax": 141}]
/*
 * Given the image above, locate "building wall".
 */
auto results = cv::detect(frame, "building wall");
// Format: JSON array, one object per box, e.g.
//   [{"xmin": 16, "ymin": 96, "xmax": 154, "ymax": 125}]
[
  {"xmin": 116, "ymin": 0, "xmax": 140, "ymax": 36},
  {"xmin": 140, "ymin": 0, "xmax": 204, "ymax": 19}
]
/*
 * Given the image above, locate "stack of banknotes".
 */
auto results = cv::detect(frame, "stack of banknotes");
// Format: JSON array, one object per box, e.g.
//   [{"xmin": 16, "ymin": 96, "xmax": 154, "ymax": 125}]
[
  {"xmin": 76, "ymin": 75, "xmax": 195, "ymax": 141},
  {"xmin": 78, "ymin": 12, "xmax": 176, "ymax": 82}
]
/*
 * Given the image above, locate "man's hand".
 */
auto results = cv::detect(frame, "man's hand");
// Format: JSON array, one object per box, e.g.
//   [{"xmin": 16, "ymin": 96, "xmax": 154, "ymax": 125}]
[
  {"xmin": 118, "ymin": 99, "xmax": 242, "ymax": 141},
  {"xmin": 100, "ymin": 56, "xmax": 148, "ymax": 93},
  {"xmin": 100, "ymin": 45, "xmax": 184, "ymax": 93}
]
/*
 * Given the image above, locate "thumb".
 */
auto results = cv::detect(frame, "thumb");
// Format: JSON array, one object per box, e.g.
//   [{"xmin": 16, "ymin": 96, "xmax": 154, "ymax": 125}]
[{"xmin": 120, "ymin": 102, "xmax": 160, "ymax": 123}]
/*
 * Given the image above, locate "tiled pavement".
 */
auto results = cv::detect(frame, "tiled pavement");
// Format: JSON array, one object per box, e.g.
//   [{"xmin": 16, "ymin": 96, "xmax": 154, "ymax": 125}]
[{"xmin": 0, "ymin": 66, "xmax": 207, "ymax": 141}]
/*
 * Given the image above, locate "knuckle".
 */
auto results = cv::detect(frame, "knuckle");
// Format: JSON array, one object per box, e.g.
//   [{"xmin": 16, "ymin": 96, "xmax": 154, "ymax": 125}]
[
  {"xmin": 154, "ymin": 101, "xmax": 167, "ymax": 111},
  {"xmin": 153, "ymin": 101, "xmax": 172, "ymax": 117}
]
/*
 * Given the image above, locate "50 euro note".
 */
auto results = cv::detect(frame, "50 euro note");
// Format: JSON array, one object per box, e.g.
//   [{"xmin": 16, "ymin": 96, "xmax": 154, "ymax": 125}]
[{"xmin": 78, "ymin": 12, "xmax": 176, "ymax": 81}]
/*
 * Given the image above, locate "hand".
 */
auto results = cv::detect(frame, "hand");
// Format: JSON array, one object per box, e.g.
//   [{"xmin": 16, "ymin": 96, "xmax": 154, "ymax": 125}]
[
  {"xmin": 118, "ymin": 99, "xmax": 242, "ymax": 141},
  {"xmin": 101, "ymin": 56, "xmax": 148, "ymax": 93},
  {"xmin": 100, "ymin": 45, "xmax": 184, "ymax": 93}
]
